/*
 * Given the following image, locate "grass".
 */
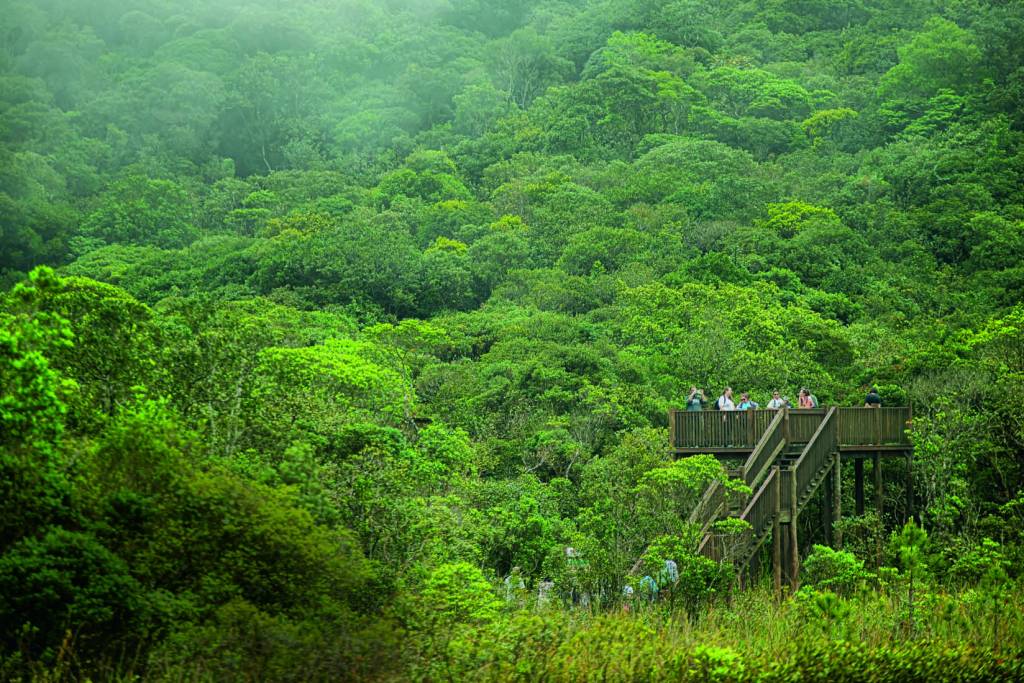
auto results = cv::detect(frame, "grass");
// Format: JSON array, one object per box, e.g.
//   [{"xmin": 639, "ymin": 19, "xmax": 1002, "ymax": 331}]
[{"xmin": 398, "ymin": 580, "xmax": 1024, "ymax": 682}]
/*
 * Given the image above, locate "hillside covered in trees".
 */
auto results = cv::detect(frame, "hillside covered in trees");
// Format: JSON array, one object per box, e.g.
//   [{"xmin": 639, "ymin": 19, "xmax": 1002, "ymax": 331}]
[{"xmin": 2, "ymin": 0, "xmax": 1024, "ymax": 680}]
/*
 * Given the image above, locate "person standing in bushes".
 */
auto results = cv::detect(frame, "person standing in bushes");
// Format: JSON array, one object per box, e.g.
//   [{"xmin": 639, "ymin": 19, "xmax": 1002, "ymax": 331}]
[
  {"xmin": 658, "ymin": 559, "xmax": 679, "ymax": 603},
  {"xmin": 639, "ymin": 575, "xmax": 658, "ymax": 603},
  {"xmin": 503, "ymin": 567, "xmax": 525, "ymax": 603},
  {"xmin": 565, "ymin": 547, "xmax": 590, "ymax": 607},
  {"xmin": 537, "ymin": 579, "xmax": 554, "ymax": 607}
]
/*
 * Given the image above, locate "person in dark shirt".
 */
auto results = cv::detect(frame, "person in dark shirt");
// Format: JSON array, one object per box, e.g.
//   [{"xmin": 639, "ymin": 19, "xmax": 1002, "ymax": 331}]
[
  {"xmin": 686, "ymin": 386, "xmax": 705, "ymax": 411},
  {"xmin": 865, "ymin": 386, "xmax": 882, "ymax": 408}
]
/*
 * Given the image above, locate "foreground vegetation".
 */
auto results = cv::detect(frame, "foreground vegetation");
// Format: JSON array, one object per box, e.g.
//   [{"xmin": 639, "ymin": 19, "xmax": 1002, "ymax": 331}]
[
  {"xmin": 2, "ymin": 0, "xmax": 1024, "ymax": 680},
  {"xmin": 399, "ymin": 585, "xmax": 1024, "ymax": 683}
]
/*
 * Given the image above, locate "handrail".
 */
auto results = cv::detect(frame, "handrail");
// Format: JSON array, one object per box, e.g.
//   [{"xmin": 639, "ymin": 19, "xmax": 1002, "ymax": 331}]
[
  {"xmin": 670, "ymin": 409, "xmax": 778, "ymax": 450},
  {"xmin": 792, "ymin": 407, "xmax": 837, "ymax": 501},
  {"xmin": 688, "ymin": 478, "xmax": 725, "ymax": 535},
  {"xmin": 697, "ymin": 527, "xmax": 714, "ymax": 559},
  {"xmin": 740, "ymin": 409, "xmax": 785, "ymax": 489},
  {"xmin": 738, "ymin": 466, "xmax": 779, "ymax": 542},
  {"xmin": 699, "ymin": 466, "xmax": 781, "ymax": 563},
  {"xmin": 787, "ymin": 409, "xmax": 827, "ymax": 442},
  {"xmin": 671, "ymin": 406, "xmax": 913, "ymax": 451},
  {"xmin": 836, "ymin": 407, "xmax": 912, "ymax": 446}
]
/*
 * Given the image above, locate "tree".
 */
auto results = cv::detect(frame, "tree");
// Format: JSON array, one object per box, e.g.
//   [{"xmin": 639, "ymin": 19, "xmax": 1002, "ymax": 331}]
[
  {"xmin": 489, "ymin": 27, "xmax": 573, "ymax": 109},
  {"xmin": 81, "ymin": 175, "xmax": 198, "ymax": 249},
  {"xmin": 878, "ymin": 17, "xmax": 984, "ymax": 132},
  {"xmin": 897, "ymin": 519, "xmax": 927, "ymax": 636},
  {"xmin": 31, "ymin": 275, "xmax": 159, "ymax": 430},
  {"xmin": 247, "ymin": 339, "xmax": 406, "ymax": 450},
  {"xmin": 0, "ymin": 267, "xmax": 73, "ymax": 550}
]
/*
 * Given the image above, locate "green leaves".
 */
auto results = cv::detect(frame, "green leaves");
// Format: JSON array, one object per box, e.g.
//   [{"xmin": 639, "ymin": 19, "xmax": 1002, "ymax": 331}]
[
  {"xmin": 249, "ymin": 339, "xmax": 406, "ymax": 448},
  {"xmin": 898, "ymin": 519, "xmax": 927, "ymax": 574},
  {"xmin": 81, "ymin": 176, "xmax": 198, "ymax": 249},
  {"xmin": 801, "ymin": 545, "xmax": 874, "ymax": 596},
  {"xmin": 879, "ymin": 18, "xmax": 984, "ymax": 102}
]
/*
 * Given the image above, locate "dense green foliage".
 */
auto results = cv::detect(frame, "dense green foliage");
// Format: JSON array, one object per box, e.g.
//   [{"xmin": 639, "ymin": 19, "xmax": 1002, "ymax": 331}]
[{"xmin": 2, "ymin": 0, "xmax": 1024, "ymax": 679}]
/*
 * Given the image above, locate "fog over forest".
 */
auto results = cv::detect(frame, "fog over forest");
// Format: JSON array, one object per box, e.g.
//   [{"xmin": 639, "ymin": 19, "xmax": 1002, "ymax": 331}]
[{"xmin": 2, "ymin": 1, "xmax": 1024, "ymax": 681}]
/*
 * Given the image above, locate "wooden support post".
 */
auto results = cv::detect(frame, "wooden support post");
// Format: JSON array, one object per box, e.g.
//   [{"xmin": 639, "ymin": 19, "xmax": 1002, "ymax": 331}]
[
  {"xmin": 669, "ymin": 409, "xmax": 677, "ymax": 455},
  {"xmin": 773, "ymin": 467, "xmax": 781, "ymax": 599},
  {"xmin": 782, "ymin": 408, "xmax": 790, "ymax": 445},
  {"xmin": 906, "ymin": 453, "xmax": 914, "ymax": 523},
  {"xmin": 855, "ymin": 457, "xmax": 864, "ymax": 515},
  {"xmin": 822, "ymin": 465, "xmax": 833, "ymax": 546},
  {"xmin": 790, "ymin": 468, "xmax": 799, "ymax": 593},
  {"xmin": 833, "ymin": 452, "xmax": 842, "ymax": 549},
  {"xmin": 873, "ymin": 453, "xmax": 883, "ymax": 518}
]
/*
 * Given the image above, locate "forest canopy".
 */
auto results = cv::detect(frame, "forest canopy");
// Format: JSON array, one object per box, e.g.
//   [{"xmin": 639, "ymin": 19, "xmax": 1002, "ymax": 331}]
[{"xmin": 2, "ymin": 0, "xmax": 1024, "ymax": 680}]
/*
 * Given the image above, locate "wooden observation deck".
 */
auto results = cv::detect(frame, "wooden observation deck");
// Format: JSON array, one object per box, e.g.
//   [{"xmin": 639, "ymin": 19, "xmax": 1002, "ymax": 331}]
[
  {"xmin": 671, "ymin": 407, "xmax": 914, "ymax": 593},
  {"xmin": 670, "ymin": 407, "xmax": 912, "ymax": 457}
]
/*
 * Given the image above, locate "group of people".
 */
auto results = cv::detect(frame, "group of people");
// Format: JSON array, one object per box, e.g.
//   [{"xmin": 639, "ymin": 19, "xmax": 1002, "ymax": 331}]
[
  {"xmin": 685, "ymin": 386, "xmax": 883, "ymax": 411},
  {"xmin": 506, "ymin": 549, "xmax": 683, "ymax": 611},
  {"xmin": 622, "ymin": 559, "xmax": 679, "ymax": 611},
  {"xmin": 685, "ymin": 386, "xmax": 821, "ymax": 412}
]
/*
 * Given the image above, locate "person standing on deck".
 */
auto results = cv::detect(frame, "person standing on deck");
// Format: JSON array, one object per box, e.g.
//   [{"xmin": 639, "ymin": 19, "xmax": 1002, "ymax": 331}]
[
  {"xmin": 737, "ymin": 392, "xmax": 758, "ymax": 410},
  {"xmin": 798, "ymin": 388, "xmax": 815, "ymax": 409},
  {"xmin": 767, "ymin": 390, "xmax": 786, "ymax": 409},
  {"xmin": 717, "ymin": 387, "xmax": 736, "ymax": 446},
  {"xmin": 865, "ymin": 386, "xmax": 882, "ymax": 408},
  {"xmin": 717, "ymin": 387, "xmax": 735, "ymax": 411},
  {"xmin": 686, "ymin": 386, "xmax": 705, "ymax": 411}
]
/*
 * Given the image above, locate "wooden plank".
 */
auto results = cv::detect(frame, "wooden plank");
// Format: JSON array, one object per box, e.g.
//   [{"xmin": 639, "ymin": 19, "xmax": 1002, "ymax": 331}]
[
  {"xmin": 773, "ymin": 466, "xmax": 781, "ymax": 598},
  {"xmin": 906, "ymin": 453, "xmax": 914, "ymax": 523},
  {"xmin": 873, "ymin": 453, "xmax": 883, "ymax": 517},
  {"xmin": 855, "ymin": 458, "xmax": 864, "ymax": 515},
  {"xmin": 675, "ymin": 408, "xmax": 913, "ymax": 462},
  {"xmin": 790, "ymin": 469, "xmax": 799, "ymax": 592},
  {"xmin": 833, "ymin": 452, "xmax": 842, "ymax": 548}
]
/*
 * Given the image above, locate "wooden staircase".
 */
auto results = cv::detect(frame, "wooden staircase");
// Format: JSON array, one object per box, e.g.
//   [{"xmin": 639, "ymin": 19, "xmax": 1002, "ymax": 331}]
[{"xmin": 696, "ymin": 408, "xmax": 841, "ymax": 587}]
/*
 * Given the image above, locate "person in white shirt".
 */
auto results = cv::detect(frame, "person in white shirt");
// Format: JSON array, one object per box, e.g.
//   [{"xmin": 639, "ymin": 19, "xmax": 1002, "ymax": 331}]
[
  {"xmin": 717, "ymin": 387, "xmax": 735, "ymax": 411},
  {"xmin": 767, "ymin": 390, "xmax": 786, "ymax": 409}
]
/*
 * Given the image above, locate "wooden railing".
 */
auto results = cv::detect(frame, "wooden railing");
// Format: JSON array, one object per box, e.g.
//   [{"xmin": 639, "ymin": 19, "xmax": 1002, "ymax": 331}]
[
  {"xmin": 788, "ymin": 409, "xmax": 827, "ymax": 442},
  {"xmin": 793, "ymin": 408, "xmax": 837, "ymax": 500},
  {"xmin": 837, "ymin": 407, "xmax": 912, "ymax": 446},
  {"xmin": 738, "ymin": 466, "xmax": 780, "ymax": 551},
  {"xmin": 688, "ymin": 479, "xmax": 726, "ymax": 537},
  {"xmin": 741, "ymin": 409, "xmax": 785, "ymax": 488},
  {"xmin": 699, "ymin": 467, "xmax": 780, "ymax": 563},
  {"xmin": 780, "ymin": 467, "xmax": 793, "ymax": 513},
  {"xmin": 702, "ymin": 410, "xmax": 837, "ymax": 566},
  {"xmin": 670, "ymin": 409, "xmax": 778, "ymax": 449},
  {"xmin": 672, "ymin": 406, "xmax": 912, "ymax": 451}
]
